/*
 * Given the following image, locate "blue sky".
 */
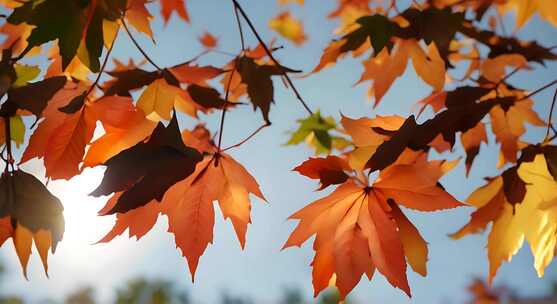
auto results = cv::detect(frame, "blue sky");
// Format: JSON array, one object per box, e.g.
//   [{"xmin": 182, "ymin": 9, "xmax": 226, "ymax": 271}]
[{"xmin": 1, "ymin": 1, "xmax": 557, "ymax": 303}]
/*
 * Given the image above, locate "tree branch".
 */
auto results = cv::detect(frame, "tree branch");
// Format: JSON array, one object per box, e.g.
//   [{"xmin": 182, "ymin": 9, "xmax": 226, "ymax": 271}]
[
  {"xmin": 222, "ymin": 122, "xmax": 271, "ymax": 152},
  {"xmin": 231, "ymin": 0, "xmax": 313, "ymax": 115},
  {"xmin": 87, "ymin": 26, "xmax": 120, "ymax": 99},
  {"xmin": 121, "ymin": 18, "xmax": 163, "ymax": 71},
  {"xmin": 520, "ymin": 79, "xmax": 557, "ymax": 101},
  {"xmin": 217, "ymin": 58, "xmax": 239, "ymax": 151}
]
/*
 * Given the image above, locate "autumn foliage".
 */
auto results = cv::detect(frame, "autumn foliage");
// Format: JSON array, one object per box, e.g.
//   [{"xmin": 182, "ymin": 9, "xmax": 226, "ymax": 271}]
[{"xmin": 0, "ymin": 0, "xmax": 556, "ymax": 301}]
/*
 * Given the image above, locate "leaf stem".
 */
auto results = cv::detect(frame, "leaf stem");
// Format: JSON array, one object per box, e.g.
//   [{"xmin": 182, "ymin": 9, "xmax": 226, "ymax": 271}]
[
  {"xmin": 121, "ymin": 18, "xmax": 163, "ymax": 71},
  {"xmin": 222, "ymin": 122, "xmax": 271, "ymax": 152},
  {"xmin": 231, "ymin": 0, "xmax": 313, "ymax": 115}
]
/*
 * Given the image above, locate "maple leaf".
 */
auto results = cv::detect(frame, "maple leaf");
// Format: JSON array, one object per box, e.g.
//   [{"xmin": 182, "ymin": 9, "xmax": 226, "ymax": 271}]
[
  {"xmin": 0, "ymin": 170, "xmax": 64, "ymax": 278},
  {"xmin": 0, "ymin": 116, "xmax": 25, "ymax": 148},
  {"xmin": 186, "ymin": 85, "xmax": 228, "ymax": 109},
  {"xmin": 293, "ymin": 156, "xmax": 351, "ymax": 190},
  {"xmin": 44, "ymin": 45, "xmax": 91, "ymax": 81},
  {"xmin": 96, "ymin": 193, "xmax": 160, "ymax": 242},
  {"xmin": 12, "ymin": 64, "xmax": 41, "ymax": 88},
  {"xmin": 137, "ymin": 78, "xmax": 188, "ymax": 121},
  {"xmin": 365, "ymin": 95, "xmax": 517, "ymax": 171},
  {"xmin": 198, "ymin": 31, "xmax": 218, "ymax": 49},
  {"xmin": 500, "ymin": 0, "xmax": 557, "ymax": 28},
  {"xmin": 0, "ymin": 22, "xmax": 34, "ymax": 55},
  {"xmin": 490, "ymin": 99, "xmax": 544, "ymax": 164},
  {"xmin": 97, "ymin": 126, "xmax": 265, "ymax": 281},
  {"xmin": 452, "ymin": 151, "xmax": 557, "ymax": 282},
  {"xmin": 237, "ymin": 56, "xmax": 299, "ymax": 123},
  {"xmin": 103, "ymin": 62, "xmax": 222, "ymax": 116},
  {"xmin": 168, "ymin": 63, "xmax": 223, "ymax": 86},
  {"xmin": 459, "ymin": 23, "xmax": 557, "ymax": 64},
  {"xmin": 340, "ymin": 14, "xmax": 396, "ymax": 54},
  {"xmin": 160, "ymin": 153, "xmax": 266, "ymax": 279},
  {"xmin": 160, "ymin": 0, "xmax": 189, "ymax": 24},
  {"xmin": 91, "ymin": 113, "xmax": 203, "ymax": 214},
  {"xmin": 126, "ymin": 0, "xmax": 154, "ymax": 38},
  {"xmin": 397, "ymin": 7, "xmax": 464, "ymax": 60},
  {"xmin": 286, "ymin": 111, "xmax": 350, "ymax": 155},
  {"xmin": 7, "ymin": 0, "xmax": 125, "ymax": 71},
  {"xmin": 461, "ymin": 122, "xmax": 488, "ymax": 176},
  {"xmin": 19, "ymin": 82, "xmax": 100, "ymax": 180},
  {"xmin": 357, "ymin": 39, "xmax": 445, "ymax": 106},
  {"xmin": 284, "ymin": 152, "xmax": 462, "ymax": 299},
  {"xmin": 5, "ymin": 76, "xmax": 67, "ymax": 118},
  {"xmin": 83, "ymin": 101, "xmax": 158, "ymax": 168},
  {"xmin": 103, "ymin": 67, "xmax": 177, "ymax": 97},
  {"xmin": 340, "ymin": 114, "xmax": 405, "ymax": 170},
  {"xmin": 269, "ymin": 12, "xmax": 307, "ymax": 46},
  {"xmin": 480, "ymin": 54, "xmax": 529, "ymax": 83}
]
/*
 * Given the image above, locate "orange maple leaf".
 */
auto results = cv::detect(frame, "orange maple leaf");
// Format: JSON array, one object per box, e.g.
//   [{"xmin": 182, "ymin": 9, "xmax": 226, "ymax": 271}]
[
  {"xmin": 160, "ymin": 0, "xmax": 189, "ymax": 24},
  {"xmin": 98, "ymin": 126, "xmax": 265, "ymax": 281},
  {"xmin": 198, "ymin": 31, "xmax": 218, "ymax": 49},
  {"xmin": 284, "ymin": 151, "xmax": 463, "ymax": 299}
]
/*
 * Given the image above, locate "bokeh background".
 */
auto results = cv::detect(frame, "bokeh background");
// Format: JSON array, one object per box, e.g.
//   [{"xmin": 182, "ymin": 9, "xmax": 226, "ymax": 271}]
[{"xmin": 1, "ymin": 1, "xmax": 557, "ymax": 303}]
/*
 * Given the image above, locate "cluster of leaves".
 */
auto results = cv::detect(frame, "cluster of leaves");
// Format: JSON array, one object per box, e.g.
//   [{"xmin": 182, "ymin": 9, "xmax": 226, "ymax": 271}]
[
  {"xmin": 0, "ymin": 0, "xmax": 284, "ymax": 281},
  {"xmin": 279, "ymin": 0, "xmax": 557, "ymax": 300},
  {"xmin": 0, "ymin": 0, "xmax": 555, "ymax": 302}
]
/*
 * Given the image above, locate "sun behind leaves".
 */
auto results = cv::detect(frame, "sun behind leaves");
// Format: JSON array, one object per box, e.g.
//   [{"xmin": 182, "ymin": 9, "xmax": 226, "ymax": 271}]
[{"xmin": 0, "ymin": 0, "xmax": 555, "ymax": 302}]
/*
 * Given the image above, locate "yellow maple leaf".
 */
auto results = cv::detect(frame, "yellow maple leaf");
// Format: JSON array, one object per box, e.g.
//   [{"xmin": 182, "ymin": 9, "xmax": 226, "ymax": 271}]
[
  {"xmin": 452, "ymin": 154, "xmax": 557, "ymax": 282},
  {"xmin": 500, "ymin": 0, "xmax": 557, "ymax": 28},
  {"xmin": 137, "ymin": 78, "xmax": 187, "ymax": 121},
  {"xmin": 269, "ymin": 12, "xmax": 307, "ymax": 46}
]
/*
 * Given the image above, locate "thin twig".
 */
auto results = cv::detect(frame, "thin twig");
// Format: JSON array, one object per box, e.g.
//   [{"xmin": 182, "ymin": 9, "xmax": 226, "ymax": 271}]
[
  {"xmin": 544, "ymin": 87, "xmax": 557, "ymax": 141},
  {"xmin": 231, "ymin": 0, "xmax": 313, "ymax": 115},
  {"xmin": 234, "ymin": 5, "xmax": 246, "ymax": 52},
  {"xmin": 121, "ymin": 18, "xmax": 163, "ymax": 71},
  {"xmin": 519, "ymin": 79, "xmax": 557, "ymax": 101},
  {"xmin": 495, "ymin": 66, "xmax": 521, "ymax": 87},
  {"xmin": 10, "ymin": 44, "xmax": 33, "ymax": 63},
  {"xmin": 217, "ymin": 58, "xmax": 239, "ymax": 151},
  {"xmin": 546, "ymin": 132, "xmax": 557, "ymax": 143},
  {"xmin": 222, "ymin": 122, "xmax": 271, "ymax": 152},
  {"xmin": 87, "ymin": 27, "xmax": 120, "ymax": 99}
]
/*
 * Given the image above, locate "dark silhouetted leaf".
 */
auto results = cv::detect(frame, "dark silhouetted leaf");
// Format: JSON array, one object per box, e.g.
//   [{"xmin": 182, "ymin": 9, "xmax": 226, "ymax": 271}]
[
  {"xmin": 186, "ymin": 85, "xmax": 226, "ymax": 109},
  {"xmin": 58, "ymin": 91, "xmax": 87, "ymax": 114},
  {"xmin": 91, "ymin": 114, "xmax": 203, "ymax": 214},
  {"xmin": 502, "ymin": 167, "xmax": 526, "ymax": 207},
  {"xmin": 238, "ymin": 56, "xmax": 298, "ymax": 123},
  {"xmin": 341, "ymin": 14, "xmax": 395, "ymax": 54},
  {"xmin": 6, "ymin": 76, "xmax": 67, "ymax": 117},
  {"xmin": 0, "ymin": 170, "xmax": 64, "ymax": 249}
]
